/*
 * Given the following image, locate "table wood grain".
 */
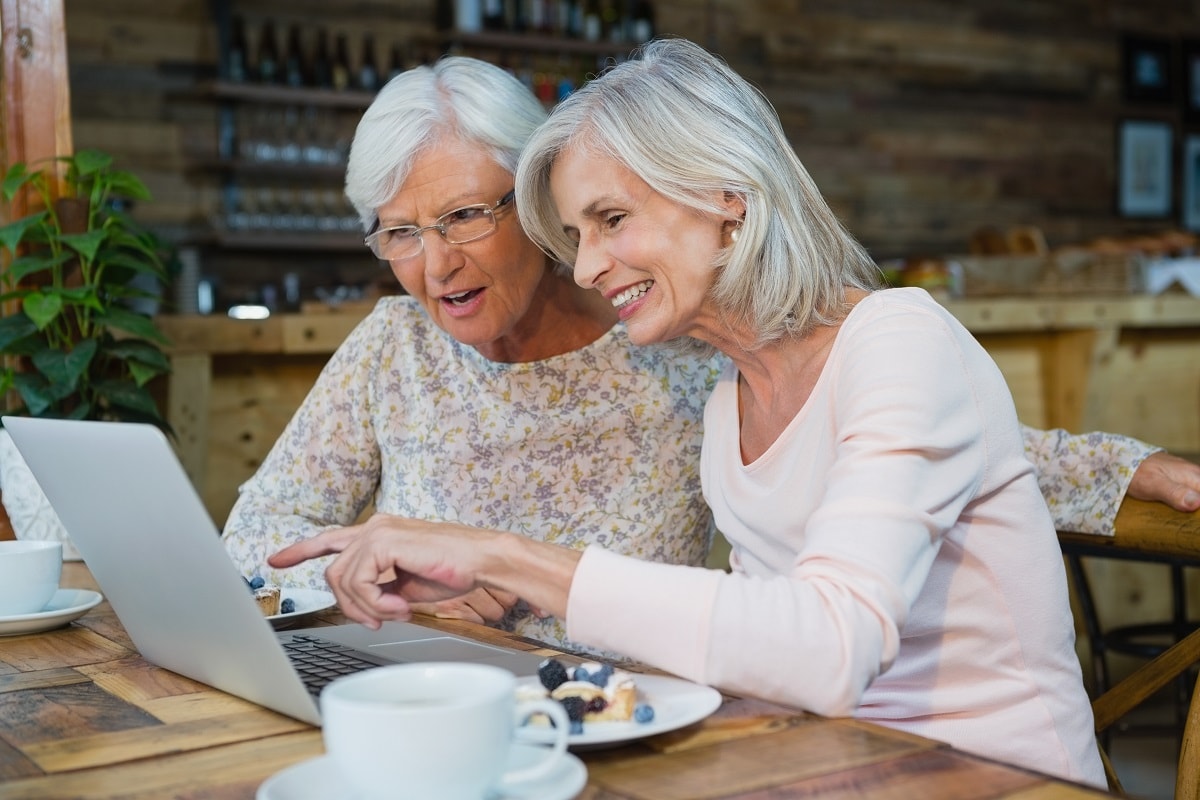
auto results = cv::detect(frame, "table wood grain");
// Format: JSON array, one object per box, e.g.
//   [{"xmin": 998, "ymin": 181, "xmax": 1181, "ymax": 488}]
[{"xmin": 0, "ymin": 563, "xmax": 1113, "ymax": 799}]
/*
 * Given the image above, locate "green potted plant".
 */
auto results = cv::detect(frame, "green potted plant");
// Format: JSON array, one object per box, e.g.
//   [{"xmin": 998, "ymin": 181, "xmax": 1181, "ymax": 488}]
[
  {"xmin": 0, "ymin": 148, "xmax": 174, "ymax": 555},
  {"xmin": 0, "ymin": 148, "xmax": 172, "ymax": 427}
]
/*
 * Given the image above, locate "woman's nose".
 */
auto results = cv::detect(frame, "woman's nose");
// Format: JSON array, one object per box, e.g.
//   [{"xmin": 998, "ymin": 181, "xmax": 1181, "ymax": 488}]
[
  {"xmin": 571, "ymin": 239, "xmax": 608, "ymax": 290},
  {"xmin": 422, "ymin": 234, "xmax": 461, "ymax": 282}
]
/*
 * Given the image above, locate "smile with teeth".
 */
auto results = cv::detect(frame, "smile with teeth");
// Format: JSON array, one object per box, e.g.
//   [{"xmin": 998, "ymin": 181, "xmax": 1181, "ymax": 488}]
[
  {"xmin": 443, "ymin": 288, "xmax": 481, "ymax": 305},
  {"xmin": 612, "ymin": 281, "xmax": 653, "ymax": 309}
]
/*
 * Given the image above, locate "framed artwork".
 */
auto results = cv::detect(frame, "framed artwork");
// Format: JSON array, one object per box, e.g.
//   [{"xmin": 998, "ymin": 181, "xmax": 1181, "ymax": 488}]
[
  {"xmin": 1122, "ymin": 34, "xmax": 1174, "ymax": 104},
  {"xmin": 1184, "ymin": 135, "xmax": 1200, "ymax": 231},
  {"xmin": 1117, "ymin": 119, "xmax": 1174, "ymax": 218},
  {"xmin": 1183, "ymin": 39, "xmax": 1200, "ymax": 122}
]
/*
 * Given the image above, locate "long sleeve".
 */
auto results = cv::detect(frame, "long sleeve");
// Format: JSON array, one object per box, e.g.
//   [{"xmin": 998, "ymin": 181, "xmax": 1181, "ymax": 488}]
[{"xmin": 1022, "ymin": 425, "xmax": 1159, "ymax": 535}]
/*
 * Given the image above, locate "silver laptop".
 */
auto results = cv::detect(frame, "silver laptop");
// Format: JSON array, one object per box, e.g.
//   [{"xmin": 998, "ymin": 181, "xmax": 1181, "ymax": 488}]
[{"xmin": 2, "ymin": 416, "xmax": 549, "ymax": 726}]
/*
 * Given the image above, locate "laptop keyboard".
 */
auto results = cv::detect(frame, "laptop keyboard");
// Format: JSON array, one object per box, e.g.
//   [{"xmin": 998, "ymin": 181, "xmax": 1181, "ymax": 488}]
[{"xmin": 280, "ymin": 633, "xmax": 391, "ymax": 698}]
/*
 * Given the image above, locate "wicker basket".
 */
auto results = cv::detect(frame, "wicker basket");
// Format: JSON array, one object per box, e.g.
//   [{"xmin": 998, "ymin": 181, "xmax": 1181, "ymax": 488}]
[{"xmin": 950, "ymin": 252, "xmax": 1142, "ymax": 297}]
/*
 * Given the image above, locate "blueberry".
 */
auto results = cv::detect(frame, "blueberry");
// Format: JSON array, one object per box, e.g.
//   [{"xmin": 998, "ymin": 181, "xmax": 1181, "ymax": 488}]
[
  {"xmin": 280, "ymin": 598, "xmax": 296, "ymax": 614},
  {"xmin": 588, "ymin": 664, "xmax": 614, "ymax": 687},
  {"xmin": 573, "ymin": 665, "xmax": 590, "ymax": 682},
  {"xmin": 634, "ymin": 703, "xmax": 655, "ymax": 723},
  {"xmin": 537, "ymin": 658, "xmax": 569, "ymax": 692},
  {"xmin": 248, "ymin": 576, "xmax": 265, "ymax": 590},
  {"xmin": 569, "ymin": 719, "xmax": 584, "ymax": 735},
  {"xmin": 558, "ymin": 696, "xmax": 586, "ymax": 723}
]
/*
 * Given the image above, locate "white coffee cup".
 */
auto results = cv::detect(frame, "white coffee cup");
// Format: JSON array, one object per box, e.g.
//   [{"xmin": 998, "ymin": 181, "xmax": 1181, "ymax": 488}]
[
  {"xmin": 0, "ymin": 540, "xmax": 62, "ymax": 616},
  {"xmin": 321, "ymin": 662, "xmax": 570, "ymax": 800}
]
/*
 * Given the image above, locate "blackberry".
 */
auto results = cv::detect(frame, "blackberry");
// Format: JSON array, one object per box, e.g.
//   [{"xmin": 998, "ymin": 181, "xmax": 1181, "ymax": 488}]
[
  {"xmin": 280, "ymin": 598, "xmax": 296, "ymax": 614},
  {"xmin": 559, "ymin": 695, "xmax": 586, "ymax": 723},
  {"xmin": 634, "ymin": 703, "xmax": 655, "ymax": 723},
  {"xmin": 585, "ymin": 696, "xmax": 607, "ymax": 714},
  {"xmin": 537, "ymin": 658, "xmax": 569, "ymax": 691}
]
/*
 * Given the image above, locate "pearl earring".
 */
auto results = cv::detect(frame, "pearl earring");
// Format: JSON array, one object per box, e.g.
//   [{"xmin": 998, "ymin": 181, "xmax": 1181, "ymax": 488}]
[{"xmin": 730, "ymin": 224, "xmax": 741, "ymax": 243}]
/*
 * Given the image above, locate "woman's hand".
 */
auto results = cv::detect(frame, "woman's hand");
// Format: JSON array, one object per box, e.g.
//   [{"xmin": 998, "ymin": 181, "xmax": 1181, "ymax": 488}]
[
  {"xmin": 409, "ymin": 588, "xmax": 522, "ymax": 625},
  {"xmin": 269, "ymin": 515, "xmax": 495, "ymax": 629},
  {"xmin": 1127, "ymin": 451, "xmax": 1200, "ymax": 512}
]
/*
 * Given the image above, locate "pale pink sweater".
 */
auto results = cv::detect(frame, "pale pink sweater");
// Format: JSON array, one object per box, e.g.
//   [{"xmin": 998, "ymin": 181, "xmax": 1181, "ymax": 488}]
[{"xmin": 567, "ymin": 288, "xmax": 1104, "ymax": 786}]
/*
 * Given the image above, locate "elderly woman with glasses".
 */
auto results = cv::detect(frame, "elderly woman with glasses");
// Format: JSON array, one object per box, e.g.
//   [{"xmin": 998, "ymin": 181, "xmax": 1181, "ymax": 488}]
[
  {"xmin": 221, "ymin": 55, "xmax": 722, "ymax": 652},
  {"xmin": 230, "ymin": 53, "xmax": 1200, "ymax": 660}
]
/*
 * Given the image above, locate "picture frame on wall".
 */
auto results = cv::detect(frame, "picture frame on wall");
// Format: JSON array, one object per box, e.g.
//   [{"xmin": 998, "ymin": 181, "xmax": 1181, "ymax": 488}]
[
  {"xmin": 1183, "ymin": 39, "xmax": 1200, "ymax": 122},
  {"xmin": 1117, "ymin": 119, "xmax": 1173, "ymax": 218},
  {"xmin": 1184, "ymin": 135, "xmax": 1200, "ymax": 231},
  {"xmin": 1122, "ymin": 34, "xmax": 1174, "ymax": 104}
]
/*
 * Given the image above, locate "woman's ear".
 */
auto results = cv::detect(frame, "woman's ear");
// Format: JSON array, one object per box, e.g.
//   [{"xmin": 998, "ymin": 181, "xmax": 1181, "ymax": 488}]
[{"xmin": 721, "ymin": 190, "xmax": 746, "ymax": 223}]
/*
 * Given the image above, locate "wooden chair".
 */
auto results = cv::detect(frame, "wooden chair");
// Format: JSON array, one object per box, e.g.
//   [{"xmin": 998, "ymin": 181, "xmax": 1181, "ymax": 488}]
[{"xmin": 1060, "ymin": 499, "xmax": 1200, "ymax": 796}]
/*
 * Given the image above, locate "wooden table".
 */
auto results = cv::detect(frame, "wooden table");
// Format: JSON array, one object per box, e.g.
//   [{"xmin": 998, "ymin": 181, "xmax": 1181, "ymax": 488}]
[{"xmin": 0, "ymin": 563, "xmax": 1111, "ymax": 799}]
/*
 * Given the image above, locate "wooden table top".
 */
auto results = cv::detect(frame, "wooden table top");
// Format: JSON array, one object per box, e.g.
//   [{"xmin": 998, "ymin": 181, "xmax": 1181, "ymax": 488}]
[
  {"xmin": 0, "ymin": 563, "xmax": 1112, "ymax": 799},
  {"xmin": 1058, "ymin": 497, "xmax": 1200, "ymax": 563}
]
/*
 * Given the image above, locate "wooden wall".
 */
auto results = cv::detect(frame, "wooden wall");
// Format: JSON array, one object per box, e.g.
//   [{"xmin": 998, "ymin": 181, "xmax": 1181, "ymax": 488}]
[{"xmin": 58, "ymin": 0, "xmax": 1200, "ymax": 262}]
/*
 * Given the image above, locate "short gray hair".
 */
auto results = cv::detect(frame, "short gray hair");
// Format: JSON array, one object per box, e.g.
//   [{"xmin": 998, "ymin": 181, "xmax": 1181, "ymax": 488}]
[
  {"xmin": 345, "ymin": 56, "xmax": 548, "ymax": 231},
  {"xmin": 515, "ymin": 38, "xmax": 880, "ymax": 344}
]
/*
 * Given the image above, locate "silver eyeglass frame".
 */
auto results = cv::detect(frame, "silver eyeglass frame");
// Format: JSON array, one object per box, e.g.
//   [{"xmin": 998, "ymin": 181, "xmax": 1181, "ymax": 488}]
[{"xmin": 364, "ymin": 189, "xmax": 516, "ymax": 261}]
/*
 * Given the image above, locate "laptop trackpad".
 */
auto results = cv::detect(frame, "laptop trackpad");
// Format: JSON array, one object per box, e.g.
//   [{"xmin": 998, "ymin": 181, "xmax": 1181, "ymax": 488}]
[{"xmin": 368, "ymin": 636, "xmax": 515, "ymax": 661}]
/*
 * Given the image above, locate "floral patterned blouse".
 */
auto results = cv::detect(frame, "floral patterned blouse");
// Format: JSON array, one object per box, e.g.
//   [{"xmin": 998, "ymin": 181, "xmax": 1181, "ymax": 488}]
[
  {"xmin": 221, "ymin": 296, "xmax": 722, "ymax": 651},
  {"xmin": 219, "ymin": 297, "xmax": 1160, "ymax": 650}
]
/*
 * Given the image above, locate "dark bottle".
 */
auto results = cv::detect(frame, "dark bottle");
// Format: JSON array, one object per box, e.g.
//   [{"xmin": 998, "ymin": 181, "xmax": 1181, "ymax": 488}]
[
  {"xmin": 256, "ymin": 19, "xmax": 281, "ymax": 83},
  {"xmin": 331, "ymin": 33, "xmax": 352, "ymax": 91},
  {"xmin": 582, "ymin": 0, "xmax": 601, "ymax": 41},
  {"xmin": 434, "ymin": 0, "xmax": 455, "ymax": 30},
  {"xmin": 311, "ymin": 28, "xmax": 333, "ymax": 88},
  {"xmin": 630, "ymin": 0, "xmax": 654, "ymax": 42},
  {"xmin": 482, "ymin": 0, "xmax": 505, "ymax": 30},
  {"xmin": 283, "ymin": 24, "xmax": 308, "ymax": 87},
  {"xmin": 226, "ymin": 15, "xmax": 249, "ymax": 82},
  {"xmin": 387, "ymin": 43, "xmax": 406, "ymax": 82},
  {"xmin": 358, "ymin": 34, "xmax": 380, "ymax": 92},
  {"xmin": 560, "ymin": 0, "xmax": 581, "ymax": 37}
]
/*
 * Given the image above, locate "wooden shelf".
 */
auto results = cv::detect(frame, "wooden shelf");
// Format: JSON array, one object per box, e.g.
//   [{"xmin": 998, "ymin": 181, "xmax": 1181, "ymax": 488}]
[
  {"xmin": 436, "ymin": 30, "xmax": 638, "ymax": 57},
  {"xmin": 201, "ymin": 80, "xmax": 375, "ymax": 109},
  {"xmin": 187, "ymin": 156, "xmax": 346, "ymax": 181},
  {"xmin": 209, "ymin": 228, "xmax": 366, "ymax": 253}
]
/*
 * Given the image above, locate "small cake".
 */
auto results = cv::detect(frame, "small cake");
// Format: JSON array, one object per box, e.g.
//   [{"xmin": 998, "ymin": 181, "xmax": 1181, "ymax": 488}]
[
  {"xmin": 253, "ymin": 585, "xmax": 281, "ymax": 616},
  {"xmin": 523, "ymin": 658, "xmax": 653, "ymax": 732}
]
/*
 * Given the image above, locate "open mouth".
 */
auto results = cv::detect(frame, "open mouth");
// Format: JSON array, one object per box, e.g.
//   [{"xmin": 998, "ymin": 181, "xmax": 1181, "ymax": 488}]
[
  {"xmin": 612, "ymin": 281, "xmax": 653, "ymax": 310},
  {"xmin": 443, "ymin": 288, "xmax": 483, "ymax": 305}
]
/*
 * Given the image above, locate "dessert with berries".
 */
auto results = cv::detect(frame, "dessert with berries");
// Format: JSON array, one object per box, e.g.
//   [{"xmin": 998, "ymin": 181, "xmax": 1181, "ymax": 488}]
[
  {"xmin": 522, "ymin": 657, "xmax": 655, "ymax": 733},
  {"xmin": 244, "ymin": 575, "xmax": 296, "ymax": 616}
]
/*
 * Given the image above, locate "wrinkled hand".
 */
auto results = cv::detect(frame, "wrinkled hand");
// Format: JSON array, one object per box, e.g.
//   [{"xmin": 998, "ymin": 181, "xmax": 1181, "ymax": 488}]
[
  {"xmin": 1127, "ymin": 451, "xmax": 1200, "ymax": 513},
  {"xmin": 410, "ymin": 587, "xmax": 521, "ymax": 625},
  {"xmin": 269, "ymin": 515, "xmax": 494, "ymax": 629}
]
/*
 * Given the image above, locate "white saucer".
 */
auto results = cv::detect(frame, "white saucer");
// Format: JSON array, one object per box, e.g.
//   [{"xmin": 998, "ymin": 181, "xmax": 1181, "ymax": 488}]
[
  {"xmin": 266, "ymin": 588, "xmax": 337, "ymax": 630},
  {"xmin": 0, "ymin": 589, "xmax": 104, "ymax": 636},
  {"xmin": 257, "ymin": 743, "xmax": 587, "ymax": 800}
]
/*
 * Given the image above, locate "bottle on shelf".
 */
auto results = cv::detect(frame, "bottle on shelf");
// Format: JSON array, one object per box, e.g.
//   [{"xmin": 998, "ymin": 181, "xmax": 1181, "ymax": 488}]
[
  {"xmin": 358, "ymin": 34, "xmax": 380, "ymax": 92},
  {"xmin": 283, "ymin": 24, "xmax": 309, "ymax": 88},
  {"xmin": 482, "ymin": 0, "xmax": 505, "ymax": 30},
  {"xmin": 582, "ymin": 0, "xmax": 601, "ymax": 42},
  {"xmin": 630, "ymin": 0, "xmax": 654, "ymax": 42},
  {"xmin": 311, "ymin": 28, "xmax": 333, "ymax": 88},
  {"xmin": 255, "ymin": 19, "xmax": 281, "ymax": 84},
  {"xmin": 226, "ymin": 15, "xmax": 249, "ymax": 82},
  {"xmin": 331, "ymin": 33, "xmax": 352, "ymax": 91},
  {"xmin": 455, "ymin": 0, "xmax": 483, "ymax": 32},
  {"xmin": 387, "ymin": 42, "xmax": 407, "ymax": 82},
  {"xmin": 560, "ymin": 0, "xmax": 582, "ymax": 37}
]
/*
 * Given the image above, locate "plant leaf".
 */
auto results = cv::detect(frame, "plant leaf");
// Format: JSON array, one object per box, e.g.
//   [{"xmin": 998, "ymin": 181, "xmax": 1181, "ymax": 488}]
[
  {"xmin": 12, "ymin": 371, "xmax": 69, "ymax": 416},
  {"xmin": 73, "ymin": 149, "xmax": 113, "ymax": 177},
  {"xmin": 105, "ymin": 170, "xmax": 152, "ymax": 201},
  {"xmin": 0, "ymin": 313, "xmax": 38, "ymax": 350},
  {"xmin": 106, "ymin": 339, "xmax": 172, "ymax": 374},
  {"xmin": 94, "ymin": 307, "xmax": 171, "ymax": 346},
  {"xmin": 61, "ymin": 229, "xmax": 107, "ymax": 264},
  {"xmin": 6, "ymin": 250, "xmax": 73, "ymax": 284},
  {"xmin": 22, "ymin": 292, "xmax": 64, "ymax": 330},
  {"xmin": 31, "ymin": 338, "xmax": 96, "ymax": 389},
  {"xmin": 0, "ymin": 213, "xmax": 47, "ymax": 256},
  {"xmin": 94, "ymin": 379, "xmax": 161, "ymax": 416},
  {"xmin": 1, "ymin": 163, "xmax": 33, "ymax": 201}
]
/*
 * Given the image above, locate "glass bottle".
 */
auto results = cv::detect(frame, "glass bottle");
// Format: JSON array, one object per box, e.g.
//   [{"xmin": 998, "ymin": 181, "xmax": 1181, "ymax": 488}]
[
  {"xmin": 582, "ymin": 0, "xmax": 601, "ymax": 42},
  {"xmin": 331, "ymin": 33, "xmax": 351, "ymax": 91},
  {"xmin": 311, "ymin": 28, "xmax": 333, "ymax": 88},
  {"xmin": 226, "ymin": 15, "xmax": 248, "ymax": 82},
  {"xmin": 256, "ymin": 19, "xmax": 280, "ymax": 84},
  {"xmin": 283, "ymin": 24, "xmax": 308, "ymax": 87},
  {"xmin": 358, "ymin": 34, "xmax": 380, "ymax": 92}
]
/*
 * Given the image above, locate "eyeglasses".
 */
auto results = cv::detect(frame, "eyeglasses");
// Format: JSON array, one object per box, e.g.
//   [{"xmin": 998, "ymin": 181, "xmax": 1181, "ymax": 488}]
[{"xmin": 364, "ymin": 189, "xmax": 516, "ymax": 261}]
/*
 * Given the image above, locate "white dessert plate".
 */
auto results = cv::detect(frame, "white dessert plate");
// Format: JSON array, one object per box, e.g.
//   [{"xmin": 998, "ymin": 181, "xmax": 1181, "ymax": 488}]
[
  {"xmin": 256, "ymin": 743, "xmax": 587, "ymax": 800},
  {"xmin": 266, "ymin": 588, "xmax": 337, "ymax": 630},
  {"xmin": 514, "ymin": 673, "xmax": 723, "ymax": 748},
  {"xmin": 0, "ymin": 588, "xmax": 104, "ymax": 636}
]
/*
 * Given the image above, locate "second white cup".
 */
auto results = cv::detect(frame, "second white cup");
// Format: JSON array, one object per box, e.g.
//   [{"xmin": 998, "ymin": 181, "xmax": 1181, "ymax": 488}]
[
  {"xmin": 320, "ymin": 662, "xmax": 570, "ymax": 800},
  {"xmin": 0, "ymin": 540, "xmax": 62, "ymax": 616}
]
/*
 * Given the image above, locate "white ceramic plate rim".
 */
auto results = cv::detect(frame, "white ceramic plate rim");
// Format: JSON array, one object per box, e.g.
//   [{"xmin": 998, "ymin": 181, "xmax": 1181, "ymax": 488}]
[
  {"xmin": 0, "ymin": 588, "xmax": 103, "ymax": 635},
  {"xmin": 256, "ymin": 743, "xmax": 587, "ymax": 800},
  {"xmin": 266, "ymin": 588, "xmax": 336, "ymax": 629},
  {"xmin": 514, "ymin": 673, "xmax": 723, "ymax": 747}
]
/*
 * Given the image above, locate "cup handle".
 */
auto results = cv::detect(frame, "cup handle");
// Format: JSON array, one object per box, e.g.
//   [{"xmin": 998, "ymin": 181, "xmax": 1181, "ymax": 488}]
[{"xmin": 500, "ymin": 698, "xmax": 571, "ymax": 786}]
